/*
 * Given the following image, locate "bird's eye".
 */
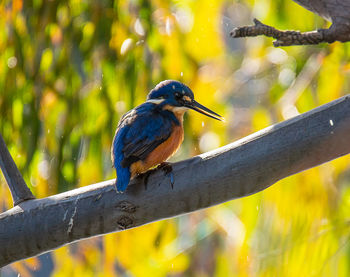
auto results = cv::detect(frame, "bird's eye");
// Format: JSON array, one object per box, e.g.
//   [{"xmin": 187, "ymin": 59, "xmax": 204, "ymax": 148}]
[{"xmin": 175, "ymin": 92, "xmax": 181, "ymax": 98}]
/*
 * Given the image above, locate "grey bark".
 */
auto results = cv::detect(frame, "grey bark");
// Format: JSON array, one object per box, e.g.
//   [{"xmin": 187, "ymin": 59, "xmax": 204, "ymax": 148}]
[
  {"xmin": 231, "ymin": 0, "xmax": 350, "ymax": 46},
  {"xmin": 1, "ymin": 95, "xmax": 350, "ymax": 267},
  {"xmin": 0, "ymin": 134, "xmax": 35, "ymax": 205}
]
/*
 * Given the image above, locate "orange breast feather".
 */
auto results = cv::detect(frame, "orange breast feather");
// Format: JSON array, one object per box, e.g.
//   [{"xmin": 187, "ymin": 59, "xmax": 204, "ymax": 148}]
[{"xmin": 130, "ymin": 124, "xmax": 184, "ymax": 177}]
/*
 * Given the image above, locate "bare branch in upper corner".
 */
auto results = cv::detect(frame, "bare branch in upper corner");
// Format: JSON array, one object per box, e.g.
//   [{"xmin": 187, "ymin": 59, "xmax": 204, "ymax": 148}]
[
  {"xmin": 230, "ymin": 19, "xmax": 331, "ymax": 47},
  {"xmin": 230, "ymin": 0, "xmax": 350, "ymax": 47},
  {"xmin": 0, "ymin": 134, "xmax": 35, "ymax": 206}
]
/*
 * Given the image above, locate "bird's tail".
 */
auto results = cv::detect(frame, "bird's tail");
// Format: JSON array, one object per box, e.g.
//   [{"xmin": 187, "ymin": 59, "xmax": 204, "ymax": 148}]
[{"xmin": 115, "ymin": 167, "xmax": 131, "ymax": 193}]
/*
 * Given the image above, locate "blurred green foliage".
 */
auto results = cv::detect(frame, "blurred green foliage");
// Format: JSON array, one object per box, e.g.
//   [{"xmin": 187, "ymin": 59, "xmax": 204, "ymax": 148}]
[{"xmin": 1, "ymin": 0, "xmax": 350, "ymax": 276}]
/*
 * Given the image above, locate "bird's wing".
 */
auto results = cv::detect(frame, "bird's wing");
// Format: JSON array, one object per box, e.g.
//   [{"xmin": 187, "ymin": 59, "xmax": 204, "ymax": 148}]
[{"xmin": 120, "ymin": 107, "xmax": 173, "ymax": 168}]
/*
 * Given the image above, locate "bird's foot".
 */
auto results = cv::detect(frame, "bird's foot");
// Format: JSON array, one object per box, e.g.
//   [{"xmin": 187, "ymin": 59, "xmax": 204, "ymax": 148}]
[
  {"xmin": 157, "ymin": 162, "xmax": 174, "ymax": 189},
  {"xmin": 137, "ymin": 162, "xmax": 175, "ymax": 190},
  {"xmin": 136, "ymin": 170, "xmax": 153, "ymax": 190},
  {"xmin": 157, "ymin": 162, "xmax": 173, "ymax": 173}
]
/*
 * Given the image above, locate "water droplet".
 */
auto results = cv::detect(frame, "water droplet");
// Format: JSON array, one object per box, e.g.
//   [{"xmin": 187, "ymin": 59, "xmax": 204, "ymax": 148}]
[
  {"xmin": 7, "ymin": 56, "xmax": 17, "ymax": 68},
  {"xmin": 134, "ymin": 18, "xmax": 145, "ymax": 36}
]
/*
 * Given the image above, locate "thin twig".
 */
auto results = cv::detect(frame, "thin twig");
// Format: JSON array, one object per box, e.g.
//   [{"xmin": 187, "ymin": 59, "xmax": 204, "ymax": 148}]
[
  {"xmin": 278, "ymin": 52, "xmax": 324, "ymax": 119},
  {"xmin": 230, "ymin": 18, "xmax": 329, "ymax": 46},
  {"xmin": 0, "ymin": 133, "xmax": 35, "ymax": 205}
]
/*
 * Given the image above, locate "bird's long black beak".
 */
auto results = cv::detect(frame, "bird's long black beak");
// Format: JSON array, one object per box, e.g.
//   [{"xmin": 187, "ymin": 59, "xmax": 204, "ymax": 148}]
[{"xmin": 185, "ymin": 100, "xmax": 223, "ymax": 121}]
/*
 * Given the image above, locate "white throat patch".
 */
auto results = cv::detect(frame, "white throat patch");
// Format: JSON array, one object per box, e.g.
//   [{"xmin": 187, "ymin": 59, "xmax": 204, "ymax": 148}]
[{"xmin": 172, "ymin": 106, "xmax": 189, "ymax": 113}]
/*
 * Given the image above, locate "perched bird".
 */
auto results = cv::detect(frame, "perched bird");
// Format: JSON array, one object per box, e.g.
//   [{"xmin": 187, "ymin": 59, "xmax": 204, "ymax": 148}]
[{"xmin": 111, "ymin": 80, "xmax": 223, "ymax": 192}]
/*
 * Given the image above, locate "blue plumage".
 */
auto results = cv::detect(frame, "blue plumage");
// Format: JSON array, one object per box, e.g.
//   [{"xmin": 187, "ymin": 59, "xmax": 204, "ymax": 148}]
[
  {"xmin": 147, "ymin": 80, "xmax": 194, "ymax": 101},
  {"xmin": 112, "ymin": 80, "xmax": 223, "ymax": 192},
  {"xmin": 112, "ymin": 126, "xmax": 131, "ymax": 192},
  {"xmin": 112, "ymin": 103, "xmax": 177, "ymax": 192}
]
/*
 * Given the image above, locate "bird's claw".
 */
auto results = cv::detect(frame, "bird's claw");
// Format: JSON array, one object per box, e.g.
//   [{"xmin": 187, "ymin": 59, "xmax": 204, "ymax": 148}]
[
  {"xmin": 157, "ymin": 162, "xmax": 174, "ymax": 189},
  {"xmin": 137, "ymin": 162, "xmax": 175, "ymax": 190},
  {"xmin": 157, "ymin": 162, "xmax": 172, "ymax": 173},
  {"xmin": 137, "ymin": 171, "xmax": 152, "ymax": 190}
]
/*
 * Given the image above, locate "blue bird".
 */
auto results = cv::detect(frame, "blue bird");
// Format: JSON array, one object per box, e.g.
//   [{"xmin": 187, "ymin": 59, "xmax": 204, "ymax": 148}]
[{"xmin": 111, "ymin": 80, "xmax": 223, "ymax": 192}]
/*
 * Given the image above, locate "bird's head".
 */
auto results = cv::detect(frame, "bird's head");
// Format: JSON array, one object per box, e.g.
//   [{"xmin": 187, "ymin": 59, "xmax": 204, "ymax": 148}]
[{"xmin": 147, "ymin": 80, "xmax": 223, "ymax": 121}]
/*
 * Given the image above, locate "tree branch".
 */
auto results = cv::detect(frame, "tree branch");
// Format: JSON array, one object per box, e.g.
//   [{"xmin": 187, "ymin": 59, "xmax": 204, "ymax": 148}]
[
  {"xmin": 230, "ymin": 19, "xmax": 331, "ymax": 46},
  {"xmin": 1, "ymin": 95, "xmax": 350, "ymax": 267},
  {"xmin": 231, "ymin": 0, "xmax": 350, "ymax": 46},
  {"xmin": 0, "ymin": 134, "xmax": 35, "ymax": 206}
]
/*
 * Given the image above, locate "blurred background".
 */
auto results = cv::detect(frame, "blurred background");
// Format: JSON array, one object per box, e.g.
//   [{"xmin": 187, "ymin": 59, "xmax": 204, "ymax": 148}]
[{"xmin": 1, "ymin": 0, "xmax": 350, "ymax": 276}]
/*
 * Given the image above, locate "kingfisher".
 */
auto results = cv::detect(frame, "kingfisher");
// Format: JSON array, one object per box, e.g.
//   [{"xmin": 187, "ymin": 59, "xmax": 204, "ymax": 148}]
[{"xmin": 111, "ymin": 80, "xmax": 223, "ymax": 192}]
